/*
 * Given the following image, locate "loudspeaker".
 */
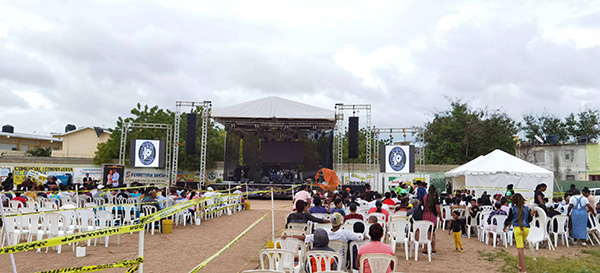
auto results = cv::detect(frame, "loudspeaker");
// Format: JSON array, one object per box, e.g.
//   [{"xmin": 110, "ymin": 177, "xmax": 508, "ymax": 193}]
[
  {"xmin": 186, "ymin": 113, "xmax": 197, "ymax": 154},
  {"xmin": 348, "ymin": 117, "xmax": 359, "ymax": 159}
]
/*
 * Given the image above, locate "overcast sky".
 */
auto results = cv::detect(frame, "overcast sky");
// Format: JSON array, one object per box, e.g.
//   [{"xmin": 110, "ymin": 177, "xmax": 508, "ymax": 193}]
[{"xmin": 1, "ymin": 0, "xmax": 600, "ymax": 135}]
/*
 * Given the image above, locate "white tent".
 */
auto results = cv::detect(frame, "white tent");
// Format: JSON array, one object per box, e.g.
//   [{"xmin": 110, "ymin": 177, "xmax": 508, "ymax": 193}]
[{"xmin": 445, "ymin": 149, "xmax": 554, "ymax": 199}]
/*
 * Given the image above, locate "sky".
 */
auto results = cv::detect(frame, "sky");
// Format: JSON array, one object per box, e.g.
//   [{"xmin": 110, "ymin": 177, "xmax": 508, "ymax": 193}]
[{"xmin": 1, "ymin": 0, "xmax": 600, "ymax": 135}]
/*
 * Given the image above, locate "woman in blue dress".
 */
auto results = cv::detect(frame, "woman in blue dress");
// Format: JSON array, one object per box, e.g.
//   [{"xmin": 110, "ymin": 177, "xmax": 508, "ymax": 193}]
[{"xmin": 568, "ymin": 192, "xmax": 596, "ymax": 246}]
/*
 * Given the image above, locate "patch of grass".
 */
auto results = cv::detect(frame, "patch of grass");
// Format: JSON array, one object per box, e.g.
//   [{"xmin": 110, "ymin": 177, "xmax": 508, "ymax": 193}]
[{"xmin": 478, "ymin": 249, "xmax": 600, "ymax": 273}]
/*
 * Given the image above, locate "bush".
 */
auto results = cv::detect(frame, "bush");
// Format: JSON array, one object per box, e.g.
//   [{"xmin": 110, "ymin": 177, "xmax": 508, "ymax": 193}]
[{"xmin": 27, "ymin": 147, "xmax": 52, "ymax": 157}]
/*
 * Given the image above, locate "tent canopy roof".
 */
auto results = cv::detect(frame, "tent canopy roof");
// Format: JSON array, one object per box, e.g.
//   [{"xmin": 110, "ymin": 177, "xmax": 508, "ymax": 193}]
[
  {"xmin": 211, "ymin": 96, "xmax": 335, "ymax": 121},
  {"xmin": 445, "ymin": 149, "xmax": 553, "ymax": 178}
]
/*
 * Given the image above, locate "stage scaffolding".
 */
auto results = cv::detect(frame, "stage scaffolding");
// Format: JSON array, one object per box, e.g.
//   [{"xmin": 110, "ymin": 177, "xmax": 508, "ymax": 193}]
[
  {"xmin": 372, "ymin": 127, "xmax": 425, "ymax": 189},
  {"xmin": 172, "ymin": 101, "xmax": 212, "ymax": 188},
  {"xmin": 333, "ymin": 103, "xmax": 372, "ymax": 185}
]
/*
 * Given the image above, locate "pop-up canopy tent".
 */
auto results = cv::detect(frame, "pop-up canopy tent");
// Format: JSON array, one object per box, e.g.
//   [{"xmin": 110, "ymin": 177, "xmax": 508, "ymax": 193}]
[
  {"xmin": 315, "ymin": 168, "xmax": 340, "ymax": 192},
  {"xmin": 445, "ymin": 149, "xmax": 554, "ymax": 199}
]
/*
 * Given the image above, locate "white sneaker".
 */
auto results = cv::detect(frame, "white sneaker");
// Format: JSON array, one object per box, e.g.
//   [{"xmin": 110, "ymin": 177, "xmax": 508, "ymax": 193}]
[{"xmin": 582, "ymin": 242, "xmax": 587, "ymax": 246}]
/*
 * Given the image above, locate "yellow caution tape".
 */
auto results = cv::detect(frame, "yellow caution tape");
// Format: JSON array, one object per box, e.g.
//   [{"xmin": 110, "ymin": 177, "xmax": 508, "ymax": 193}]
[
  {"xmin": 35, "ymin": 257, "xmax": 143, "ymax": 273},
  {"xmin": 0, "ymin": 224, "xmax": 144, "ymax": 254},
  {"xmin": 0, "ymin": 185, "xmax": 299, "ymax": 255},
  {"xmin": 188, "ymin": 213, "xmax": 268, "ymax": 272}
]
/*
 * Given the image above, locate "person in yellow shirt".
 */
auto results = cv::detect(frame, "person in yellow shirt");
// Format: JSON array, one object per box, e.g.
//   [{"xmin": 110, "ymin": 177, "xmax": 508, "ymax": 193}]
[{"xmin": 23, "ymin": 185, "xmax": 38, "ymax": 201}]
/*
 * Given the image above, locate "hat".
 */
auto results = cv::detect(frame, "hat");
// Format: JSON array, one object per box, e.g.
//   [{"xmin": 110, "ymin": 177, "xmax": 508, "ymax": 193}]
[
  {"xmin": 98, "ymin": 185, "xmax": 105, "ymax": 189},
  {"xmin": 330, "ymin": 212, "xmax": 343, "ymax": 226},
  {"xmin": 313, "ymin": 228, "xmax": 330, "ymax": 248},
  {"xmin": 235, "ymin": 186, "xmax": 241, "ymax": 189},
  {"xmin": 207, "ymin": 187, "xmax": 214, "ymax": 191}
]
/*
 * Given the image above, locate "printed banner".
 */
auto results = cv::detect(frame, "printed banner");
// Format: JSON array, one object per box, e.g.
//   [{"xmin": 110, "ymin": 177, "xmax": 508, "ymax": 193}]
[{"xmin": 12, "ymin": 166, "xmax": 74, "ymax": 185}]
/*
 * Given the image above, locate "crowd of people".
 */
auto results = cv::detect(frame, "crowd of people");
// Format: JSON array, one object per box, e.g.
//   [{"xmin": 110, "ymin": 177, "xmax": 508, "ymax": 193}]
[{"xmin": 280, "ymin": 181, "xmax": 599, "ymax": 273}]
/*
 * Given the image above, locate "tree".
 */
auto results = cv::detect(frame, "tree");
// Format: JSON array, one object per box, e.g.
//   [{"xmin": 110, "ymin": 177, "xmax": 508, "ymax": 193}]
[
  {"xmin": 94, "ymin": 104, "xmax": 225, "ymax": 170},
  {"xmin": 425, "ymin": 100, "xmax": 518, "ymax": 164},
  {"xmin": 522, "ymin": 113, "xmax": 568, "ymax": 143},
  {"xmin": 27, "ymin": 147, "xmax": 52, "ymax": 157},
  {"xmin": 340, "ymin": 128, "xmax": 392, "ymax": 163}
]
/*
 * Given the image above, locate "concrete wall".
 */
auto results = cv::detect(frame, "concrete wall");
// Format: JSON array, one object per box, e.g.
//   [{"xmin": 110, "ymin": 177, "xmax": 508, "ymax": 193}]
[
  {"xmin": 53, "ymin": 128, "xmax": 110, "ymax": 158},
  {"xmin": 516, "ymin": 144, "xmax": 587, "ymax": 180}
]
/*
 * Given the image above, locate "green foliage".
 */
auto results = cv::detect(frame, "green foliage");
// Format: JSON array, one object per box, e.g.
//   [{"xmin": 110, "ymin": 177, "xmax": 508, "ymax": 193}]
[
  {"xmin": 27, "ymin": 147, "xmax": 52, "ymax": 157},
  {"xmin": 93, "ymin": 104, "xmax": 225, "ymax": 171},
  {"xmin": 479, "ymin": 249, "xmax": 600, "ymax": 273},
  {"xmin": 425, "ymin": 100, "xmax": 518, "ymax": 164},
  {"xmin": 340, "ymin": 128, "xmax": 392, "ymax": 163},
  {"xmin": 522, "ymin": 108, "xmax": 600, "ymax": 143}
]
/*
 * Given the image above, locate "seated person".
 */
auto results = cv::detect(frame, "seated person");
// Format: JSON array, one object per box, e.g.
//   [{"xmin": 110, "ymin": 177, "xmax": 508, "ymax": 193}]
[
  {"xmin": 329, "ymin": 198, "xmax": 346, "ymax": 217},
  {"xmin": 367, "ymin": 215, "xmax": 378, "ymax": 224},
  {"xmin": 309, "ymin": 196, "xmax": 328, "ymax": 214},
  {"xmin": 304, "ymin": 229, "xmax": 339, "ymax": 273},
  {"xmin": 357, "ymin": 223, "xmax": 395, "ymax": 273},
  {"xmin": 287, "ymin": 200, "xmax": 330, "ymax": 224},
  {"xmin": 382, "ymin": 192, "xmax": 395, "ymax": 206},
  {"xmin": 141, "ymin": 190, "xmax": 162, "ymax": 211},
  {"xmin": 394, "ymin": 197, "xmax": 410, "ymax": 212},
  {"xmin": 368, "ymin": 201, "xmax": 389, "ymax": 222},
  {"xmin": 486, "ymin": 202, "xmax": 507, "ymax": 232},
  {"xmin": 344, "ymin": 203, "xmax": 364, "ymax": 222},
  {"xmin": 11, "ymin": 191, "xmax": 28, "ymax": 207}
]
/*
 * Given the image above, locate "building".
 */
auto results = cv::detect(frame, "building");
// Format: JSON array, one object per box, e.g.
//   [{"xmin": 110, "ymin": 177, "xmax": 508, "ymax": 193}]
[
  {"xmin": 0, "ymin": 130, "xmax": 62, "ymax": 156},
  {"xmin": 516, "ymin": 143, "xmax": 600, "ymax": 181},
  {"xmin": 52, "ymin": 127, "xmax": 111, "ymax": 158}
]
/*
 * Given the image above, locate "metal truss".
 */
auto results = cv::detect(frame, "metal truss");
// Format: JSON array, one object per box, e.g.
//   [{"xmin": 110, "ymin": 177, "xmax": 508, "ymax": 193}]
[
  {"xmin": 372, "ymin": 127, "xmax": 425, "ymax": 185},
  {"xmin": 173, "ymin": 101, "xmax": 212, "ymax": 188},
  {"xmin": 334, "ymin": 103, "xmax": 372, "ymax": 185},
  {"xmin": 118, "ymin": 122, "xmax": 173, "ymax": 188}
]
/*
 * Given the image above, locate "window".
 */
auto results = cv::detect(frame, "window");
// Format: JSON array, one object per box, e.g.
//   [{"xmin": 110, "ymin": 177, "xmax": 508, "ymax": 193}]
[
  {"xmin": 21, "ymin": 145, "xmax": 29, "ymax": 151},
  {"xmin": 534, "ymin": 151, "xmax": 545, "ymax": 163},
  {"xmin": 0, "ymin": 143, "xmax": 17, "ymax": 151},
  {"xmin": 566, "ymin": 175, "xmax": 575, "ymax": 180},
  {"xmin": 565, "ymin": 149, "xmax": 574, "ymax": 161},
  {"xmin": 590, "ymin": 175, "xmax": 600, "ymax": 181}
]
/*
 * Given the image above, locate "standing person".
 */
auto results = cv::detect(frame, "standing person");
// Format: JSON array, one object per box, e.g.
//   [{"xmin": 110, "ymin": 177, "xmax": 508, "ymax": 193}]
[
  {"xmin": 568, "ymin": 190, "xmax": 596, "ymax": 246},
  {"xmin": 422, "ymin": 185, "xmax": 441, "ymax": 255},
  {"xmin": 293, "ymin": 185, "xmax": 311, "ymax": 211},
  {"xmin": 416, "ymin": 182, "xmax": 427, "ymax": 202},
  {"xmin": 106, "ymin": 170, "xmax": 113, "ymax": 187},
  {"xmin": 356, "ymin": 223, "xmax": 394, "ymax": 273},
  {"xmin": 504, "ymin": 193, "xmax": 534, "ymax": 273},
  {"xmin": 505, "ymin": 184, "xmax": 515, "ymax": 199},
  {"xmin": 2, "ymin": 173, "xmax": 13, "ymax": 191},
  {"xmin": 534, "ymin": 183, "xmax": 547, "ymax": 212},
  {"xmin": 582, "ymin": 187, "xmax": 596, "ymax": 210},
  {"xmin": 448, "ymin": 210, "xmax": 464, "ymax": 253},
  {"xmin": 111, "ymin": 169, "xmax": 120, "ymax": 188},
  {"xmin": 564, "ymin": 184, "xmax": 580, "ymax": 199}
]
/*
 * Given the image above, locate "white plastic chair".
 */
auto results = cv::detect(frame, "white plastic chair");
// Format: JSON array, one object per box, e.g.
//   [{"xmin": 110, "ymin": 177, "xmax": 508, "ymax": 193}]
[
  {"xmin": 95, "ymin": 210, "xmax": 119, "ymax": 247},
  {"xmin": 274, "ymin": 237, "xmax": 306, "ymax": 265},
  {"xmin": 549, "ymin": 215, "xmax": 569, "ymax": 248},
  {"xmin": 487, "ymin": 215, "xmax": 508, "ymax": 248},
  {"xmin": 314, "ymin": 223, "xmax": 332, "ymax": 231},
  {"xmin": 9, "ymin": 200, "xmax": 23, "ymax": 209},
  {"xmin": 306, "ymin": 251, "xmax": 342, "ymax": 272},
  {"xmin": 327, "ymin": 240, "xmax": 347, "ymax": 268},
  {"xmin": 142, "ymin": 205, "xmax": 162, "ymax": 235},
  {"xmin": 587, "ymin": 212, "xmax": 600, "ymax": 245},
  {"xmin": 440, "ymin": 206, "xmax": 452, "ymax": 230},
  {"xmin": 526, "ymin": 226, "xmax": 554, "ymax": 260},
  {"xmin": 311, "ymin": 213, "xmax": 328, "ymax": 220},
  {"xmin": 242, "ymin": 270, "xmax": 285, "ymax": 273},
  {"xmin": 478, "ymin": 212, "xmax": 491, "ymax": 242},
  {"xmin": 367, "ymin": 213, "xmax": 387, "ymax": 225},
  {"xmin": 531, "ymin": 207, "xmax": 552, "ymax": 250},
  {"xmin": 480, "ymin": 206, "xmax": 494, "ymax": 213},
  {"xmin": 259, "ymin": 248, "xmax": 295, "ymax": 273},
  {"xmin": 358, "ymin": 253, "xmax": 397, "ymax": 273},
  {"xmin": 465, "ymin": 213, "xmax": 477, "ymax": 238},
  {"xmin": 44, "ymin": 213, "xmax": 67, "ymax": 253},
  {"xmin": 387, "ymin": 219, "xmax": 410, "ymax": 260},
  {"xmin": 349, "ymin": 240, "xmax": 368, "ymax": 272},
  {"xmin": 26, "ymin": 200, "xmax": 37, "ymax": 209},
  {"xmin": 412, "ymin": 220, "xmax": 433, "ymax": 262}
]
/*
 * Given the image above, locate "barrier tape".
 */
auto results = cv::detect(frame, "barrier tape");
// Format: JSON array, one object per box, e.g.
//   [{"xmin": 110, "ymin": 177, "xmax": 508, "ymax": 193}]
[
  {"xmin": 0, "ymin": 185, "xmax": 299, "ymax": 255},
  {"xmin": 6, "ymin": 184, "xmax": 170, "ymax": 194},
  {"xmin": 0, "ymin": 224, "xmax": 144, "ymax": 254},
  {"xmin": 5, "ymin": 201, "xmax": 167, "ymax": 218},
  {"xmin": 188, "ymin": 213, "xmax": 269, "ymax": 272},
  {"xmin": 35, "ymin": 257, "xmax": 143, "ymax": 273}
]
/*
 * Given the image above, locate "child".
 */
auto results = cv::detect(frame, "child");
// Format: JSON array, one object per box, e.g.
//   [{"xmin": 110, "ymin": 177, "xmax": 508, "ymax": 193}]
[{"xmin": 448, "ymin": 210, "xmax": 464, "ymax": 252}]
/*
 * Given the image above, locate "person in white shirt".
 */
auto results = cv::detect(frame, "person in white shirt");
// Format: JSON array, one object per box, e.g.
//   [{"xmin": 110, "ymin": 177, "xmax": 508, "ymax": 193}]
[
  {"xmin": 282, "ymin": 212, "xmax": 363, "ymax": 266},
  {"xmin": 233, "ymin": 186, "xmax": 243, "ymax": 194},
  {"xmin": 111, "ymin": 170, "xmax": 120, "ymax": 187},
  {"xmin": 367, "ymin": 193, "xmax": 389, "ymax": 211}
]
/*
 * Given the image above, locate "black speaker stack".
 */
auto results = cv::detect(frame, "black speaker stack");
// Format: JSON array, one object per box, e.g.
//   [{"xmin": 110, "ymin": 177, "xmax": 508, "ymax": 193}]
[
  {"xmin": 348, "ymin": 116, "xmax": 359, "ymax": 158},
  {"xmin": 186, "ymin": 113, "xmax": 197, "ymax": 154}
]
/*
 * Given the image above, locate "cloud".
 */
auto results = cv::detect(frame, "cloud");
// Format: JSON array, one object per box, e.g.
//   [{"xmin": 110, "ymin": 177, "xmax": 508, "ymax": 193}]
[{"xmin": 0, "ymin": 0, "xmax": 599, "ymax": 136}]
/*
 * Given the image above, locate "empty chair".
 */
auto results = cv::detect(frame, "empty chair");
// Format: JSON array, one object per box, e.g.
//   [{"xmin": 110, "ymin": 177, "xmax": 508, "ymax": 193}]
[
  {"xmin": 526, "ymin": 226, "xmax": 554, "ymax": 260},
  {"xmin": 358, "ymin": 253, "xmax": 397, "ymax": 273},
  {"xmin": 9, "ymin": 200, "xmax": 23, "ymax": 209},
  {"xmin": 587, "ymin": 212, "xmax": 600, "ymax": 245},
  {"xmin": 440, "ymin": 206, "xmax": 452, "ymax": 230},
  {"xmin": 274, "ymin": 237, "xmax": 306, "ymax": 264},
  {"xmin": 412, "ymin": 220, "xmax": 434, "ymax": 262},
  {"xmin": 141, "ymin": 205, "xmax": 161, "ymax": 235},
  {"xmin": 26, "ymin": 200, "xmax": 37, "ymax": 209},
  {"xmin": 387, "ymin": 219, "xmax": 410, "ymax": 260},
  {"xmin": 259, "ymin": 249, "xmax": 295, "ymax": 273},
  {"xmin": 549, "ymin": 215, "xmax": 569, "ymax": 248},
  {"xmin": 95, "ymin": 210, "xmax": 119, "ymax": 247},
  {"xmin": 0, "ymin": 215, "xmax": 18, "ymax": 247}
]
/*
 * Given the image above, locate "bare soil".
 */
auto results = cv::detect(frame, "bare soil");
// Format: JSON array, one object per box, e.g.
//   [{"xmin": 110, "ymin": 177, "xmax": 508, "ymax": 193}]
[{"xmin": 1, "ymin": 200, "xmax": 592, "ymax": 273}]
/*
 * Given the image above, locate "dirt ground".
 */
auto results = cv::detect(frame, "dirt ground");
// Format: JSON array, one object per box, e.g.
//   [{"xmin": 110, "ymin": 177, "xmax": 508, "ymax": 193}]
[{"xmin": 1, "ymin": 200, "xmax": 594, "ymax": 273}]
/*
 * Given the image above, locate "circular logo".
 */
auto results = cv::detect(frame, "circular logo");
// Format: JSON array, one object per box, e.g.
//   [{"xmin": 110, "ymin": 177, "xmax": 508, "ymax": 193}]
[
  {"xmin": 138, "ymin": 141, "xmax": 156, "ymax": 165},
  {"xmin": 388, "ymin": 147, "xmax": 406, "ymax": 171}
]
